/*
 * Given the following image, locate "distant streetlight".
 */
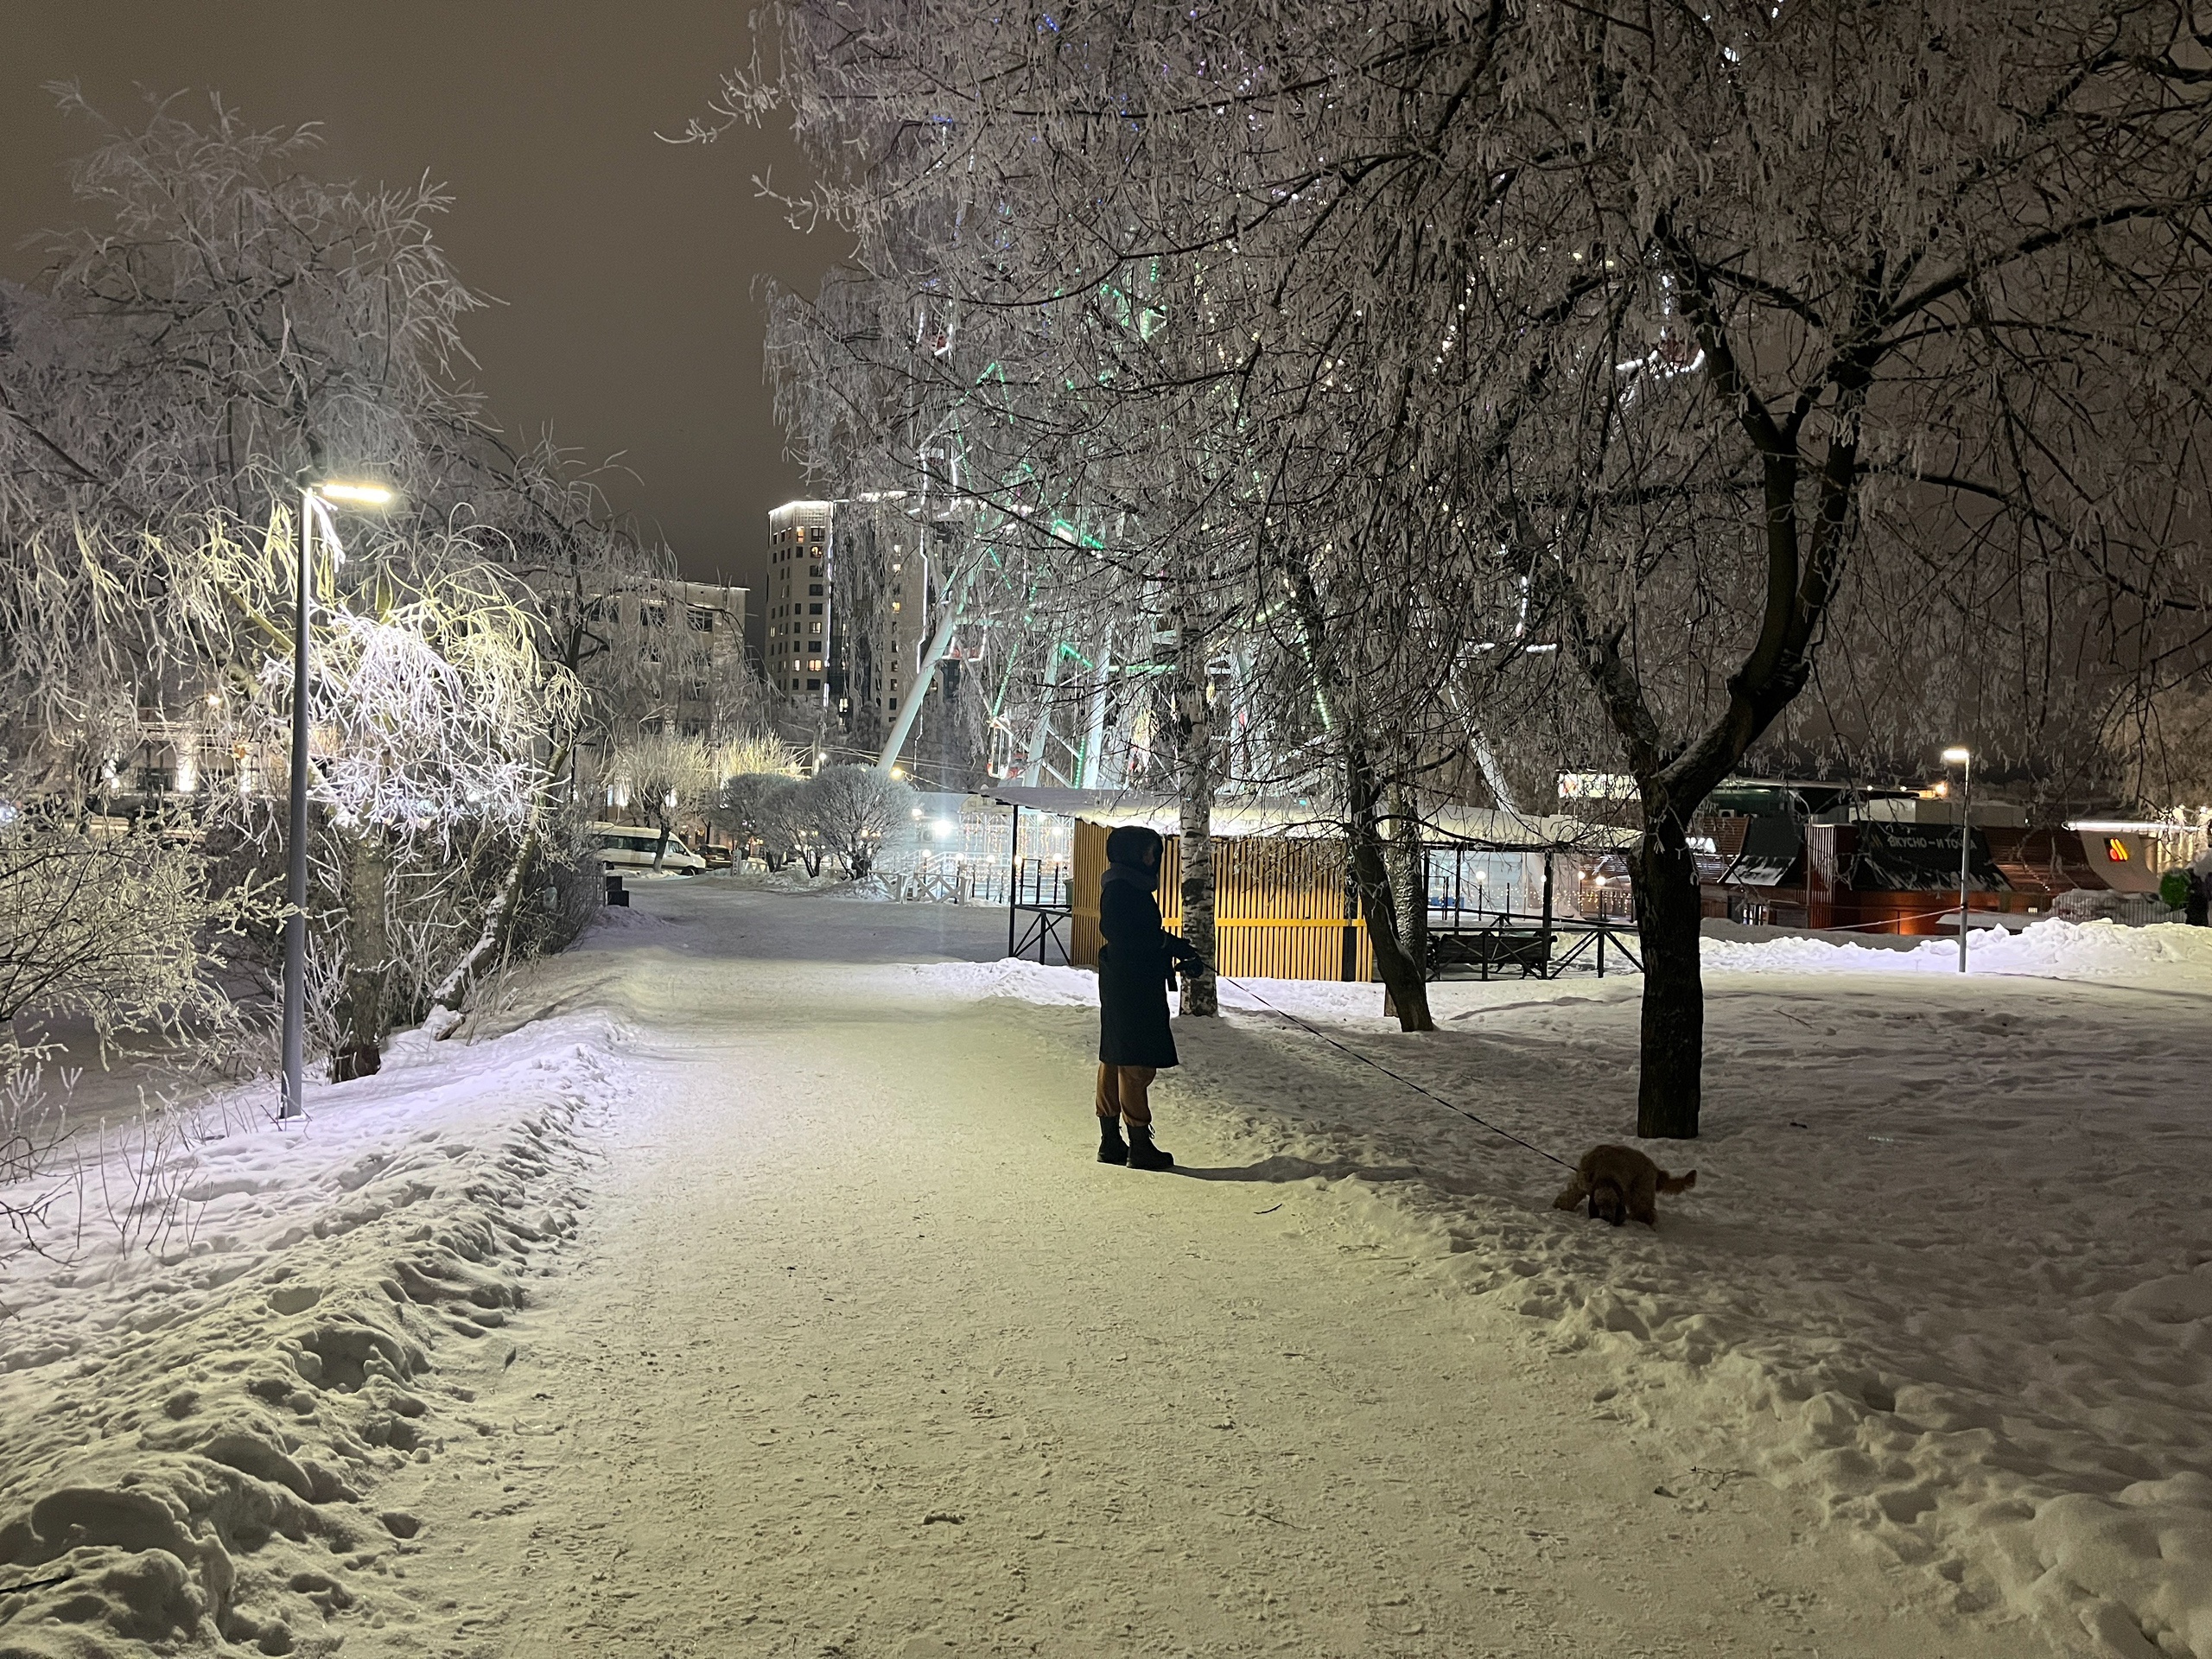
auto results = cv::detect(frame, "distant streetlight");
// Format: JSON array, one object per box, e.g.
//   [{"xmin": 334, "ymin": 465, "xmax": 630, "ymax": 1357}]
[
  {"xmin": 1942, "ymin": 747, "xmax": 1973, "ymax": 973},
  {"xmin": 281, "ymin": 480, "xmax": 396, "ymax": 1123}
]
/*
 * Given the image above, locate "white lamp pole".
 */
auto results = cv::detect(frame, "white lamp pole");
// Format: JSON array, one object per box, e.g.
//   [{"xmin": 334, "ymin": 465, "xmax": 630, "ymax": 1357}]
[
  {"xmin": 281, "ymin": 480, "xmax": 394, "ymax": 1122},
  {"xmin": 1942, "ymin": 746, "xmax": 1972, "ymax": 973}
]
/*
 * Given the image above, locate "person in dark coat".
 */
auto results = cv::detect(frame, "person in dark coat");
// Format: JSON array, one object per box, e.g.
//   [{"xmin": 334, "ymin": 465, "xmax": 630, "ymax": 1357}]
[{"xmin": 1096, "ymin": 824, "xmax": 1198, "ymax": 1170}]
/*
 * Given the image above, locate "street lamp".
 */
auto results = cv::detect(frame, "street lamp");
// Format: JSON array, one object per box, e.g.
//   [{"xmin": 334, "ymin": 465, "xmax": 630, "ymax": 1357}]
[
  {"xmin": 281, "ymin": 479, "xmax": 395, "ymax": 1123},
  {"xmin": 1942, "ymin": 746, "xmax": 1973, "ymax": 973}
]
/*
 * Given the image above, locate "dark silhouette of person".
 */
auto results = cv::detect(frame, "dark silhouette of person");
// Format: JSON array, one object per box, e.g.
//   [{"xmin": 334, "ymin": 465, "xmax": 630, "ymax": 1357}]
[{"xmin": 1094, "ymin": 824, "xmax": 1198, "ymax": 1169}]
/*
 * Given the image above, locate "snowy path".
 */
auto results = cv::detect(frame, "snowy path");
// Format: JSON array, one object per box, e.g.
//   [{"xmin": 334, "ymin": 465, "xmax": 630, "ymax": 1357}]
[{"xmin": 382, "ymin": 887, "xmax": 2024, "ymax": 1658}]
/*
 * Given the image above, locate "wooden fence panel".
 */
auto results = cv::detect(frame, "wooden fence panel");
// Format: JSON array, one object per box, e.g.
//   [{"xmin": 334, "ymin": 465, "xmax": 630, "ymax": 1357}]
[{"xmin": 1066, "ymin": 818, "xmax": 1370, "ymax": 981}]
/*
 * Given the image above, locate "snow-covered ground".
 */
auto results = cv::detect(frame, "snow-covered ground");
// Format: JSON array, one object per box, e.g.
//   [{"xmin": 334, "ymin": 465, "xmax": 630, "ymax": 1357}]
[
  {"xmin": 4, "ymin": 895, "xmax": 2204, "ymax": 1657},
  {"xmin": 0, "ymin": 1007, "xmax": 615, "ymax": 1656},
  {"xmin": 911, "ymin": 919, "xmax": 2212, "ymax": 1659}
]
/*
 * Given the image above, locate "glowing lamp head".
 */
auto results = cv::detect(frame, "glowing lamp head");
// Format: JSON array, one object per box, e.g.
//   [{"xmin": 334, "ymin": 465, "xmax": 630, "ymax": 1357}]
[
  {"xmin": 315, "ymin": 481, "xmax": 396, "ymax": 507},
  {"xmin": 1941, "ymin": 747, "xmax": 1971, "ymax": 765}
]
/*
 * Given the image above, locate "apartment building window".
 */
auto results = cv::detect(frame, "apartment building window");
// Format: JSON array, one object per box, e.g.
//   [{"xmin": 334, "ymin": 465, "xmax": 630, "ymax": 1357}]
[
  {"xmin": 688, "ymin": 608, "xmax": 712, "ymax": 632},
  {"xmin": 810, "ymin": 603, "xmax": 823, "ymax": 615},
  {"xmin": 809, "ymin": 583, "xmax": 823, "ymax": 596}
]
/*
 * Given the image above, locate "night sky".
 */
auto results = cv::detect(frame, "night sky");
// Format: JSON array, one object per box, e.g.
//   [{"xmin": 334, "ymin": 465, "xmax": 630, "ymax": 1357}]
[{"xmin": 1, "ymin": 2, "xmax": 838, "ymax": 640}]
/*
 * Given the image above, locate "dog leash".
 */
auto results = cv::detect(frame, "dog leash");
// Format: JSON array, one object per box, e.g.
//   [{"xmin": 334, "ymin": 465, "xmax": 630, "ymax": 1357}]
[{"xmin": 1209, "ymin": 971, "xmax": 1577, "ymax": 1172}]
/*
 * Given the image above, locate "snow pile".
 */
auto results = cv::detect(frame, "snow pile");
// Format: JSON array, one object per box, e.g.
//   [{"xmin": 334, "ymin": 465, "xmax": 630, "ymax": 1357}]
[
  {"xmin": 580, "ymin": 903, "xmax": 677, "ymax": 939},
  {"xmin": 944, "ymin": 951, "xmax": 2212, "ymax": 1656},
  {"xmin": 0, "ymin": 1009, "xmax": 618, "ymax": 1657},
  {"xmin": 899, "ymin": 960, "xmax": 1407, "ymax": 1023},
  {"xmin": 897, "ymin": 957, "xmax": 1098, "ymax": 1007},
  {"xmin": 1702, "ymin": 916, "xmax": 2212, "ymax": 980}
]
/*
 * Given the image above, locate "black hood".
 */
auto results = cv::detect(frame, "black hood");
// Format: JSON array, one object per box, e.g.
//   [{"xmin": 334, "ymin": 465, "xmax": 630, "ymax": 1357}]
[{"xmin": 1102, "ymin": 859, "xmax": 1159, "ymax": 894}]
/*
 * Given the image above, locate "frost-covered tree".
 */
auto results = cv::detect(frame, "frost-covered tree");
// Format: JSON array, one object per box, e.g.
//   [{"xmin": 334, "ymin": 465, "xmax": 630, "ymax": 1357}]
[
  {"xmin": 235, "ymin": 551, "xmax": 580, "ymax": 1076},
  {"xmin": 804, "ymin": 765, "xmax": 914, "ymax": 878},
  {"xmin": 610, "ymin": 730, "xmax": 715, "ymax": 870},
  {"xmin": 1, "ymin": 92, "xmax": 612, "ymax": 1078},
  {"xmin": 709, "ymin": 771, "xmax": 795, "ymax": 865},
  {"xmin": 726, "ymin": 0, "xmax": 2212, "ymax": 1130}
]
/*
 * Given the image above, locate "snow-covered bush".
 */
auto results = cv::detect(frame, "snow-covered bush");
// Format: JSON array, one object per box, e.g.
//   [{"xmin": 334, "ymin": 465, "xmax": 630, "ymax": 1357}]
[
  {"xmin": 804, "ymin": 766, "xmax": 916, "ymax": 879},
  {"xmin": 759, "ymin": 777, "xmax": 819, "ymax": 874},
  {"xmin": 0, "ymin": 816, "xmax": 258, "ymax": 1070}
]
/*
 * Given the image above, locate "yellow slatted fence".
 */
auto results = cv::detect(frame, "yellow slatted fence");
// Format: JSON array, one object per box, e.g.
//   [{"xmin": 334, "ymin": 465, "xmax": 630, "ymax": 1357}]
[{"xmin": 1067, "ymin": 819, "xmax": 1375, "ymax": 982}]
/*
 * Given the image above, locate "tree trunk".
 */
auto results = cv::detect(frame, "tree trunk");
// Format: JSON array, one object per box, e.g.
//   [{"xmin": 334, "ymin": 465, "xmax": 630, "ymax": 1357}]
[
  {"xmin": 1172, "ymin": 610, "xmax": 1218, "ymax": 1017},
  {"xmin": 1345, "ymin": 744, "xmax": 1434, "ymax": 1032},
  {"xmin": 1381, "ymin": 780, "xmax": 1429, "ymax": 1022},
  {"xmin": 1630, "ymin": 817, "xmax": 1703, "ymax": 1138},
  {"xmin": 1277, "ymin": 552, "xmax": 1431, "ymax": 1032},
  {"xmin": 429, "ymin": 741, "xmax": 569, "ymax": 1031},
  {"xmin": 332, "ymin": 829, "xmax": 391, "ymax": 1081},
  {"xmin": 652, "ymin": 823, "xmax": 671, "ymax": 871}
]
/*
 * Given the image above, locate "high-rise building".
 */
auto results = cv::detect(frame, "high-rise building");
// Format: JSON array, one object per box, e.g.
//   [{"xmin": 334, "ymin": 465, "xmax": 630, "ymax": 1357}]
[
  {"xmin": 766, "ymin": 500, "xmax": 834, "ymax": 700},
  {"xmin": 766, "ymin": 496, "xmax": 985, "ymax": 782}
]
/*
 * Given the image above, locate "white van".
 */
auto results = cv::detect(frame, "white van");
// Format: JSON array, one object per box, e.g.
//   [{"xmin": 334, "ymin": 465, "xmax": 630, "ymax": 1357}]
[{"xmin": 588, "ymin": 822, "xmax": 707, "ymax": 875}]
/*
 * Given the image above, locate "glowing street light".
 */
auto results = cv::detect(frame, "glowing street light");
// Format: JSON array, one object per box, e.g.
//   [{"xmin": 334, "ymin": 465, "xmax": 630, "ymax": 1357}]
[
  {"xmin": 1942, "ymin": 747, "xmax": 1973, "ymax": 973},
  {"xmin": 315, "ymin": 481, "xmax": 395, "ymax": 507},
  {"xmin": 281, "ymin": 479, "xmax": 397, "ymax": 1123}
]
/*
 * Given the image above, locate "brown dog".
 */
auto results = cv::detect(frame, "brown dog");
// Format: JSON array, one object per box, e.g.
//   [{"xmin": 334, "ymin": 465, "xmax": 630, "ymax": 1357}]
[{"xmin": 1553, "ymin": 1145, "xmax": 1696, "ymax": 1227}]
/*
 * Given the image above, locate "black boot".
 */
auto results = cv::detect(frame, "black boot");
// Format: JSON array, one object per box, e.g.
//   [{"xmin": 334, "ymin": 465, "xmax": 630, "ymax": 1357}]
[
  {"xmin": 1097, "ymin": 1117, "xmax": 1128, "ymax": 1165},
  {"xmin": 1126, "ymin": 1122, "xmax": 1173, "ymax": 1171}
]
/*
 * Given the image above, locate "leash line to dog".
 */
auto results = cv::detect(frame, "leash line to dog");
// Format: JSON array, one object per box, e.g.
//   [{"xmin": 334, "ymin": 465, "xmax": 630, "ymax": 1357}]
[{"xmin": 1211, "ymin": 972, "xmax": 1576, "ymax": 1172}]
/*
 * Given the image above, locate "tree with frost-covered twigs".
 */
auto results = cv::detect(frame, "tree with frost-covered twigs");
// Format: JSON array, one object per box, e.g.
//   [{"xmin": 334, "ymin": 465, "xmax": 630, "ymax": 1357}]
[
  {"xmin": 0, "ymin": 91, "xmax": 628, "ymax": 1082},
  {"xmin": 724, "ymin": 0, "xmax": 2212, "ymax": 1135},
  {"xmin": 230, "ymin": 546, "xmax": 582, "ymax": 1076},
  {"xmin": 804, "ymin": 765, "xmax": 914, "ymax": 879},
  {"xmin": 606, "ymin": 729, "xmax": 715, "ymax": 872}
]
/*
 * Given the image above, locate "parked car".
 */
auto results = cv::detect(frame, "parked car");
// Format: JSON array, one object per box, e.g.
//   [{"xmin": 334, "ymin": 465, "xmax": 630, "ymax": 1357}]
[{"xmin": 588, "ymin": 821, "xmax": 706, "ymax": 874}]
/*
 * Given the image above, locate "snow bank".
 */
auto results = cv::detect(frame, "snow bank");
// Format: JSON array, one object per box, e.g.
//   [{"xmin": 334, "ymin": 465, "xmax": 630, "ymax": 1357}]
[
  {"xmin": 1702, "ymin": 916, "xmax": 2212, "ymax": 980},
  {"xmin": 898, "ymin": 959, "xmax": 1408, "ymax": 1023},
  {"xmin": 896, "ymin": 957, "xmax": 1098, "ymax": 1007},
  {"xmin": 0, "ymin": 1009, "xmax": 617, "ymax": 1656},
  {"xmin": 579, "ymin": 903, "xmax": 677, "ymax": 940}
]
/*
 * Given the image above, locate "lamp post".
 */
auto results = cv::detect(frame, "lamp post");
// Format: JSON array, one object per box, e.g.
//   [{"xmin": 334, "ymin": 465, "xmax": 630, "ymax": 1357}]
[
  {"xmin": 1942, "ymin": 746, "xmax": 1973, "ymax": 974},
  {"xmin": 281, "ymin": 480, "xmax": 394, "ymax": 1122}
]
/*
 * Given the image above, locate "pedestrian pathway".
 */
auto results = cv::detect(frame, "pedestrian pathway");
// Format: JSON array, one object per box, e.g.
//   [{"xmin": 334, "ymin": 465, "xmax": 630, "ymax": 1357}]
[{"xmin": 376, "ymin": 886, "xmax": 2029, "ymax": 1658}]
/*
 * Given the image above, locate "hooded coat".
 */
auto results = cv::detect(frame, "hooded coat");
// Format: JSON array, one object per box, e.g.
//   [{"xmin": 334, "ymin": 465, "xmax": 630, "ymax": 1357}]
[{"xmin": 1097, "ymin": 858, "xmax": 1181, "ymax": 1067}]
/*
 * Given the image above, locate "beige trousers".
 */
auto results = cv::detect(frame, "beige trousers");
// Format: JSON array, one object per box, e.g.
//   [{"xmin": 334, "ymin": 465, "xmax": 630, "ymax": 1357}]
[{"xmin": 1094, "ymin": 1063, "xmax": 1157, "ymax": 1128}]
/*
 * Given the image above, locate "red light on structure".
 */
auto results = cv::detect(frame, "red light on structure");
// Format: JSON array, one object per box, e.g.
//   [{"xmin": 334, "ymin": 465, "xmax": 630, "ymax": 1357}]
[{"xmin": 2107, "ymin": 837, "xmax": 2129, "ymax": 861}]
